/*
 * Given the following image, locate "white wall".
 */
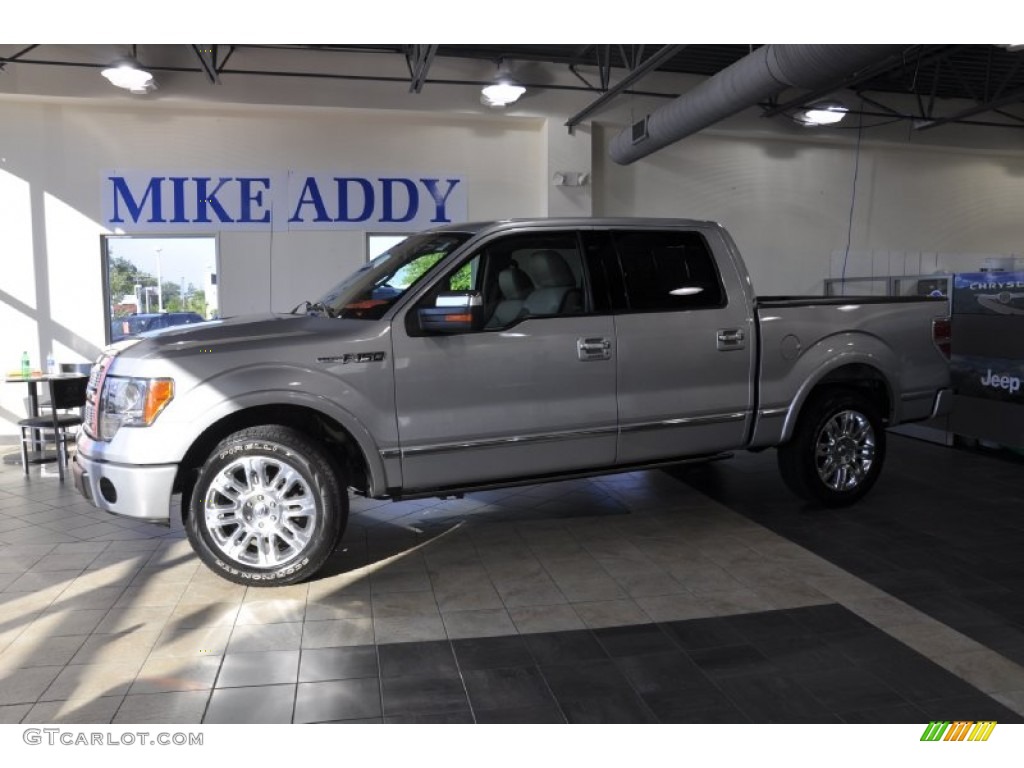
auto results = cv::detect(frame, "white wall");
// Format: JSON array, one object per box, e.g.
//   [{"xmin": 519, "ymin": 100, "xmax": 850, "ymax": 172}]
[
  {"xmin": 594, "ymin": 125, "xmax": 1024, "ymax": 295},
  {"xmin": 0, "ymin": 100, "xmax": 546, "ymax": 436}
]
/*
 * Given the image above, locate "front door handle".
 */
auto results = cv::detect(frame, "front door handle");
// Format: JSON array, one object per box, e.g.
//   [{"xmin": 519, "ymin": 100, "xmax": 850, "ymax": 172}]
[
  {"xmin": 717, "ymin": 329, "xmax": 746, "ymax": 351},
  {"xmin": 577, "ymin": 337, "xmax": 612, "ymax": 361}
]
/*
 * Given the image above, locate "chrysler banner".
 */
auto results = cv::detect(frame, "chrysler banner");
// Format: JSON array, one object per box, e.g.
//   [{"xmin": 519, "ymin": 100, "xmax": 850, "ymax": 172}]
[
  {"xmin": 103, "ymin": 172, "xmax": 467, "ymax": 232},
  {"xmin": 952, "ymin": 271, "xmax": 1024, "ymax": 316}
]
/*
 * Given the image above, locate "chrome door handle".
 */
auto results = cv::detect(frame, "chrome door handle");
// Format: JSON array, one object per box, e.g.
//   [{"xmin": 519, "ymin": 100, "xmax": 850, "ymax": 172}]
[
  {"xmin": 577, "ymin": 337, "xmax": 612, "ymax": 361},
  {"xmin": 716, "ymin": 329, "xmax": 746, "ymax": 351}
]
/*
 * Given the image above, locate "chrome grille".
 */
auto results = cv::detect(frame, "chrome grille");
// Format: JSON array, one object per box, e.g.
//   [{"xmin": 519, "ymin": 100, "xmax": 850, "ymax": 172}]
[{"xmin": 83, "ymin": 355, "xmax": 113, "ymax": 439}]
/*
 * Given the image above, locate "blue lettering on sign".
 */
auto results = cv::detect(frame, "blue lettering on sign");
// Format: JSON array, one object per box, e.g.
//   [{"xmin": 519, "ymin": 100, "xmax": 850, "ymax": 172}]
[
  {"xmin": 194, "ymin": 177, "xmax": 235, "ymax": 223},
  {"xmin": 238, "ymin": 177, "xmax": 271, "ymax": 223},
  {"xmin": 289, "ymin": 177, "xmax": 331, "ymax": 223},
  {"xmin": 334, "ymin": 178, "xmax": 374, "ymax": 222},
  {"xmin": 168, "ymin": 177, "xmax": 190, "ymax": 223},
  {"xmin": 109, "ymin": 176, "xmax": 166, "ymax": 223},
  {"xmin": 380, "ymin": 178, "xmax": 418, "ymax": 223},
  {"xmin": 103, "ymin": 173, "xmax": 466, "ymax": 230},
  {"xmin": 420, "ymin": 178, "xmax": 461, "ymax": 223}
]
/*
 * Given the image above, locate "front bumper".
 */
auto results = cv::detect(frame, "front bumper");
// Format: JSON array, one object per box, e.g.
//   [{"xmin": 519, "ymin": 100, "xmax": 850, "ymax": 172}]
[{"xmin": 72, "ymin": 449, "xmax": 178, "ymax": 522}]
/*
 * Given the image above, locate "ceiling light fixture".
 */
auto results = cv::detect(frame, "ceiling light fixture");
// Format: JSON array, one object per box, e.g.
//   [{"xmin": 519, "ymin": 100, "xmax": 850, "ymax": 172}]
[
  {"xmin": 101, "ymin": 58, "xmax": 156, "ymax": 94},
  {"xmin": 794, "ymin": 102, "xmax": 848, "ymax": 127},
  {"xmin": 481, "ymin": 61, "xmax": 525, "ymax": 108}
]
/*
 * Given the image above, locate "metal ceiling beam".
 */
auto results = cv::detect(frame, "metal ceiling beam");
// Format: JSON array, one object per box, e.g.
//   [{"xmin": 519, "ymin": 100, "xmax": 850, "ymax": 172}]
[
  {"xmin": 915, "ymin": 81, "xmax": 1024, "ymax": 130},
  {"xmin": 565, "ymin": 44, "xmax": 685, "ymax": 132},
  {"xmin": 406, "ymin": 44, "xmax": 438, "ymax": 93},
  {"xmin": 759, "ymin": 46, "xmax": 949, "ymax": 118},
  {"xmin": 0, "ymin": 44, "xmax": 39, "ymax": 71},
  {"xmin": 191, "ymin": 45, "xmax": 219, "ymax": 84},
  {"xmin": 217, "ymin": 45, "xmax": 236, "ymax": 73},
  {"xmin": 990, "ymin": 55, "xmax": 1024, "ymax": 101}
]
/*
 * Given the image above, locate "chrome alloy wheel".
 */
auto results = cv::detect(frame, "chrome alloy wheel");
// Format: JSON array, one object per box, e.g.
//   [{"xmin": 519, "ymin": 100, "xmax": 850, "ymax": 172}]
[
  {"xmin": 203, "ymin": 455, "xmax": 319, "ymax": 569},
  {"xmin": 813, "ymin": 410, "xmax": 876, "ymax": 492}
]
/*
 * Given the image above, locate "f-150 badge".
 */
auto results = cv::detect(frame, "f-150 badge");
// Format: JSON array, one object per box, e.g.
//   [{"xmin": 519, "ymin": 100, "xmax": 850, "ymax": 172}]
[{"xmin": 317, "ymin": 352, "xmax": 386, "ymax": 364}]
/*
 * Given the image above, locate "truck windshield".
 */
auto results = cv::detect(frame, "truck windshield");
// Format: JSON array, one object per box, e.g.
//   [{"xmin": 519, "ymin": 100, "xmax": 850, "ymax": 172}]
[{"xmin": 317, "ymin": 232, "xmax": 472, "ymax": 320}]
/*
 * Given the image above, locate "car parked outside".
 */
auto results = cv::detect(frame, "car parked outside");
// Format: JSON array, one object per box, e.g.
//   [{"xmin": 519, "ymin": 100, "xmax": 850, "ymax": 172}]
[{"xmin": 110, "ymin": 312, "xmax": 206, "ymax": 342}]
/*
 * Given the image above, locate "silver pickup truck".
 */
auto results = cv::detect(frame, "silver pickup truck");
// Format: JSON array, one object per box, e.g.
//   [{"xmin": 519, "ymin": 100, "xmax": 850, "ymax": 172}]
[{"xmin": 73, "ymin": 218, "xmax": 952, "ymax": 585}]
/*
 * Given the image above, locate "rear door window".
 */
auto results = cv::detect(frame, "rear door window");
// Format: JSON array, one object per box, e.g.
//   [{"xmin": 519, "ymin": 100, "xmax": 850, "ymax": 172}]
[{"xmin": 612, "ymin": 230, "xmax": 726, "ymax": 312}]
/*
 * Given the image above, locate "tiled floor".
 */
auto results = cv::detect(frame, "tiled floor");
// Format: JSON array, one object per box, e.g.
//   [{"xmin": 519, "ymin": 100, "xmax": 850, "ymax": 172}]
[{"xmin": 1, "ymin": 435, "xmax": 1023, "ymax": 723}]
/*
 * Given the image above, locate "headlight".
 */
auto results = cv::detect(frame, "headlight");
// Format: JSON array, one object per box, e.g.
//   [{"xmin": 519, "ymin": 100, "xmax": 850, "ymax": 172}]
[{"xmin": 99, "ymin": 376, "xmax": 174, "ymax": 440}]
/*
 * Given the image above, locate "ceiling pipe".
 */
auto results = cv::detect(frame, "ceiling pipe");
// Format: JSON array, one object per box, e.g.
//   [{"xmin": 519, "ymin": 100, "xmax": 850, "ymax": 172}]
[{"xmin": 609, "ymin": 44, "xmax": 904, "ymax": 165}]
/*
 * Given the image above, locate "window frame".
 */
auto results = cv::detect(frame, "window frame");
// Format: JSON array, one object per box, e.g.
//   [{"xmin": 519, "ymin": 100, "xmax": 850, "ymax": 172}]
[{"xmin": 101, "ymin": 233, "xmax": 219, "ymax": 345}]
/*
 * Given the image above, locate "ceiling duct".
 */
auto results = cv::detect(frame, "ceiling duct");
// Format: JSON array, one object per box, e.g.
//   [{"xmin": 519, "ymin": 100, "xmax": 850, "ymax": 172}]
[{"xmin": 608, "ymin": 44, "xmax": 904, "ymax": 165}]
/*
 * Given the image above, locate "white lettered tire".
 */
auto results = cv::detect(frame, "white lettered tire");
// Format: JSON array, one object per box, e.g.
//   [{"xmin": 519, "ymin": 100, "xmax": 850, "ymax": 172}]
[{"xmin": 185, "ymin": 425, "xmax": 347, "ymax": 586}]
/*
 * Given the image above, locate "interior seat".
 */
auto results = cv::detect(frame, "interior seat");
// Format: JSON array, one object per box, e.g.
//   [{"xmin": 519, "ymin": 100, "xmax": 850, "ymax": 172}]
[
  {"xmin": 486, "ymin": 261, "xmax": 534, "ymax": 328},
  {"xmin": 522, "ymin": 250, "xmax": 583, "ymax": 317}
]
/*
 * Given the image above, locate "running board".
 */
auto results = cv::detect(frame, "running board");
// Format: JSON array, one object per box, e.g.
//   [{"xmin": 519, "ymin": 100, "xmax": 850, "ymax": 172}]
[{"xmin": 387, "ymin": 452, "xmax": 734, "ymax": 502}]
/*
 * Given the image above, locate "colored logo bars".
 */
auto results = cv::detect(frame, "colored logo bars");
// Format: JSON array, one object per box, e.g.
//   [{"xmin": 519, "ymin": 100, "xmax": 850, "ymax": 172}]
[{"xmin": 920, "ymin": 721, "xmax": 997, "ymax": 742}]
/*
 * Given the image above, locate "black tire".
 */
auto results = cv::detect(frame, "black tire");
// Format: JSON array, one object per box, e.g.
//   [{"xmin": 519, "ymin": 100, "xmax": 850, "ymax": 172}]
[
  {"xmin": 777, "ymin": 388, "xmax": 886, "ymax": 508},
  {"xmin": 185, "ymin": 425, "xmax": 347, "ymax": 586}
]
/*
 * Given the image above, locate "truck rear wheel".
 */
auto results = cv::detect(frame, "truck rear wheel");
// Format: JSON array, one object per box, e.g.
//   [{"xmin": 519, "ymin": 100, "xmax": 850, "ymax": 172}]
[
  {"xmin": 185, "ymin": 425, "xmax": 347, "ymax": 586},
  {"xmin": 777, "ymin": 389, "xmax": 886, "ymax": 508}
]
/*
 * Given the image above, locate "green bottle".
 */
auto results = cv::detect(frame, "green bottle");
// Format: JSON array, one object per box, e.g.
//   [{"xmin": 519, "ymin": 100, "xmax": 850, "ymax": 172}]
[{"xmin": 21, "ymin": 351, "xmax": 30, "ymax": 377}]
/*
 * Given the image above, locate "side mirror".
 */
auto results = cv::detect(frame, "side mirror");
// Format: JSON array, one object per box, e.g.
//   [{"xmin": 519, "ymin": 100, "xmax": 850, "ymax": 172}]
[{"xmin": 417, "ymin": 291, "xmax": 484, "ymax": 334}]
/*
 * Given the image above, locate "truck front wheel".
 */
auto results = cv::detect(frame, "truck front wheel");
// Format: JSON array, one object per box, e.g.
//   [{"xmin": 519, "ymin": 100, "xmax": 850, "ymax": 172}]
[
  {"xmin": 777, "ymin": 389, "xmax": 886, "ymax": 508},
  {"xmin": 185, "ymin": 425, "xmax": 347, "ymax": 586}
]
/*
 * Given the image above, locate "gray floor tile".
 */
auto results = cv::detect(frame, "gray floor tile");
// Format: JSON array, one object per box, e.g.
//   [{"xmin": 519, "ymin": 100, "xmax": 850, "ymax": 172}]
[
  {"xmin": 299, "ymin": 646, "xmax": 378, "ymax": 683},
  {"xmin": 294, "ymin": 678, "xmax": 382, "ymax": 723},
  {"xmin": 0, "ymin": 666, "xmax": 62, "ymax": 705},
  {"xmin": 25, "ymin": 695, "xmax": 124, "ymax": 724},
  {"xmin": 204, "ymin": 684, "xmax": 296, "ymax": 723},
  {"xmin": 301, "ymin": 619, "xmax": 375, "ymax": 649},
  {"xmin": 374, "ymin": 616, "xmax": 447, "ymax": 644},
  {"xmin": 235, "ymin": 598, "xmax": 306, "ymax": 625},
  {"xmin": 227, "ymin": 622, "xmax": 303, "ymax": 653},
  {"xmin": 42, "ymin": 662, "xmax": 143, "ymax": 702},
  {"xmin": 23, "ymin": 609, "xmax": 109, "ymax": 638},
  {"xmin": 0, "ymin": 633, "xmax": 89, "ymax": 668},
  {"xmin": 114, "ymin": 690, "xmax": 210, "ymax": 724},
  {"xmin": 442, "ymin": 608, "xmax": 517, "ymax": 639},
  {"xmin": 217, "ymin": 651, "xmax": 300, "ymax": 688},
  {"xmin": 130, "ymin": 656, "xmax": 223, "ymax": 694},
  {"xmin": 0, "ymin": 703, "xmax": 33, "ymax": 723}
]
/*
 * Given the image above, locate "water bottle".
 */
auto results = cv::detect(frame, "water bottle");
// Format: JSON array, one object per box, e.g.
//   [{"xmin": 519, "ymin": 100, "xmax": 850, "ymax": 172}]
[
  {"xmin": 46, "ymin": 352, "xmax": 56, "ymax": 376},
  {"xmin": 20, "ymin": 351, "xmax": 30, "ymax": 377}
]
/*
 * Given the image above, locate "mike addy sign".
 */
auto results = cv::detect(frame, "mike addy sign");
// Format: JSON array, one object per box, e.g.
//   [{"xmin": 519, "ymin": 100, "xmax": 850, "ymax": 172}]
[{"xmin": 102, "ymin": 172, "xmax": 467, "ymax": 232}]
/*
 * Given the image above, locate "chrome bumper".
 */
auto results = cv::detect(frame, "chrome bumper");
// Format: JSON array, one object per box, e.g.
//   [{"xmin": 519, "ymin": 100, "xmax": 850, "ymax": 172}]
[{"xmin": 72, "ymin": 450, "xmax": 177, "ymax": 522}]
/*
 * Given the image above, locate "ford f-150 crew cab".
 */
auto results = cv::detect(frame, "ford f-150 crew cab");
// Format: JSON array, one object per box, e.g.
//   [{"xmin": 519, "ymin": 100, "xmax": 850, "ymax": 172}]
[{"xmin": 72, "ymin": 218, "xmax": 953, "ymax": 585}]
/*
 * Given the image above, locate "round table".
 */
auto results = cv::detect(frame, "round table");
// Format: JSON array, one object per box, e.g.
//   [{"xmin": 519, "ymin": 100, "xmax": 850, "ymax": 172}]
[{"xmin": 4, "ymin": 372, "xmax": 88, "ymax": 466}]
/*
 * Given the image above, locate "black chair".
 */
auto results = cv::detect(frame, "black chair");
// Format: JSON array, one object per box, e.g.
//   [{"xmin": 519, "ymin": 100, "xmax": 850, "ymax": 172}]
[
  {"xmin": 60, "ymin": 362, "xmax": 93, "ymax": 376},
  {"xmin": 18, "ymin": 375, "xmax": 88, "ymax": 481}
]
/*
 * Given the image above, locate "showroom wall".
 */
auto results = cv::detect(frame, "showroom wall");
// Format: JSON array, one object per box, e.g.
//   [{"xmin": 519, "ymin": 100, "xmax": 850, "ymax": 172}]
[
  {"xmin": 1, "ymin": 82, "xmax": 1023, "ymax": 438},
  {"xmin": 594, "ymin": 126, "xmax": 1024, "ymax": 295},
  {"xmin": 0, "ymin": 100, "xmax": 551, "ymax": 436}
]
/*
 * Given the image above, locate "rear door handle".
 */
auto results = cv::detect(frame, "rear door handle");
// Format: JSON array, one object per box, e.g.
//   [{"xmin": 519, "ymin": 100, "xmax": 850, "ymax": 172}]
[
  {"xmin": 577, "ymin": 337, "xmax": 612, "ymax": 361},
  {"xmin": 717, "ymin": 329, "xmax": 746, "ymax": 351}
]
